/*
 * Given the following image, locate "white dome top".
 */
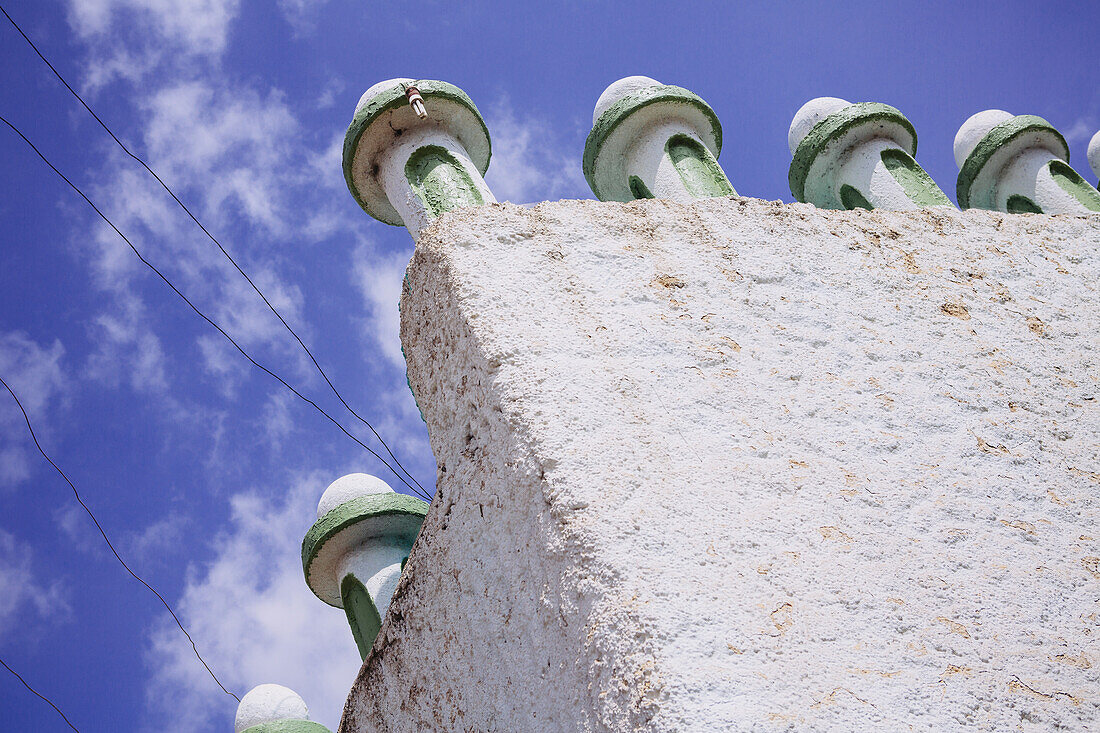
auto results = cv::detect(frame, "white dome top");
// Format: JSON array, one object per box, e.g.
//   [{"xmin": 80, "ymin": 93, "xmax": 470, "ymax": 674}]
[
  {"xmin": 1087, "ymin": 129, "xmax": 1100, "ymax": 178},
  {"xmin": 234, "ymin": 684, "xmax": 309, "ymax": 732},
  {"xmin": 354, "ymin": 78, "xmax": 415, "ymax": 117},
  {"xmin": 593, "ymin": 76, "xmax": 662, "ymax": 125},
  {"xmin": 953, "ymin": 109, "xmax": 1012, "ymax": 169},
  {"xmin": 317, "ymin": 473, "xmax": 394, "ymax": 518},
  {"xmin": 788, "ymin": 97, "xmax": 850, "ymax": 156}
]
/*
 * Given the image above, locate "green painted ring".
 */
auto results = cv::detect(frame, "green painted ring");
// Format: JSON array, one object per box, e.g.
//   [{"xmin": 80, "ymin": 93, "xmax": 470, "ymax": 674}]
[
  {"xmin": 302, "ymin": 493, "xmax": 429, "ymax": 607},
  {"xmin": 342, "ymin": 80, "xmax": 492, "ymax": 224},
  {"xmin": 242, "ymin": 720, "xmax": 332, "ymax": 733},
  {"xmin": 583, "ymin": 85, "xmax": 723, "ymax": 201},
  {"xmin": 788, "ymin": 103, "xmax": 917, "ymax": 203},
  {"xmin": 955, "ymin": 115, "xmax": 1068, "ymax": 209}
]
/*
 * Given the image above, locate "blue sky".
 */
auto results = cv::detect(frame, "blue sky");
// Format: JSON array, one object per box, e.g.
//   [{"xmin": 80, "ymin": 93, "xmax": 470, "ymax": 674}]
[{"xmin": 0, "ymin": 1, "xmax": 1097, "ymax": 730}]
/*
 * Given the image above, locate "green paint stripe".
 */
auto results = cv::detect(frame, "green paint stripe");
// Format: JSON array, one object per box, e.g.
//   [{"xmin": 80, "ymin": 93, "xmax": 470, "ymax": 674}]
[
  {"xmin": 583, "ymin": 85, "xmax": 723, "ymax": 201},
  {"xmin": 955, "ymin": 115, "xmax": 1068, "ymax": 209},
  {"xmin": 628, "ymin": 175, "xmax": 655, "ymax": 199},
  {"xmin": 666, "ymin": 133, "xmax": 735, "ymax": 198},
  {"xmin": 341, "ymin": 80, "xmax": 491, "ymax": 220},
  {"xmin": 242, "ymin": 721, "xmax": 332, "ymax": 733},
  {"xmin": 1047, "ymin": 160, "xmax": 1100, "ymax": 211},
  {"xmin": 880, "ymin": 148, "xmax": 951, "ymax": 206},
  {"xmin": 839, "ymin": 184, "xmax": 873, "ymax": 211},
  {"xmin": 788, "ymin": 103, "xmax": 916, "ymax": 203},
  {"xmin": 1006, "ymin": 194, "xmax": 1042, "ymax": 214},
  {"xmin": 405, "ymin": 145, "xmax": 485, "ymax": 219},
  {"xmin": 342, "ymin": 573, "xmax": 382, "ymax": 661},
  {"xmin": 301, "ymin": 493, "xmax": 429, "ymax": 584}
]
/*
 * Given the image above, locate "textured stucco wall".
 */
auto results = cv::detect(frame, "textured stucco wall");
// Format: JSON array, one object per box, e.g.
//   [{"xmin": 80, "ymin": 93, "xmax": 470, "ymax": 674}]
[{"xmin": 341, "ymin": 197, "xmax": 1099, "ymax": 732}]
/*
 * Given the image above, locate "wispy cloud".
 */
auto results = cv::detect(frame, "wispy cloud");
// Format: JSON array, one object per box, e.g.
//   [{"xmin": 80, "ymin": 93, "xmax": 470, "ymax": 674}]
[
  {"xmin": 56, "ymin": 3, "xmax": 435, "ymax": 725},
  {"xmin": 84, "ymin": 294, "xmax": 167, "ymax": 394},
  {"xmin": 351, "ymin": 243, "xmax": 411, "ymax": 370},
  {"xmin": 142, "ymin": 474, "xmax": 359, "ymax": 732},
  {"xmin": 75, "ymin": 78, "xmax": 322, "ymax": 396},
  {"xmin": 68, "ymin": 0, "xmax": 243, "ymax": 89},
  {"xmin": 126, "ymin": 514, "xmax": 189, "ymax": 564},
  {"xmin": 0, "ymin": 530, "xmax": 69, "ymax": 638},
  {"xmin": 140, "ymin": 82, "xmax": 298, "ymax": 235},
  {"xmin": 482, "ymin": 98, "xmax": 589, "ymax": 204},
  {"xmin": 259, "ymin": 392, "xmax": 295, "ymax": 450},
  {"xmin": 1062, "ymin": 117, "xmax": 1097, "ymax": 145},
  {"xmin": 275, "ymin": 0, "xmax": 333, "ymax": 35},
  {"xmin": 0, "ymin": 331, "xmax": 66, "ymax": 489}
]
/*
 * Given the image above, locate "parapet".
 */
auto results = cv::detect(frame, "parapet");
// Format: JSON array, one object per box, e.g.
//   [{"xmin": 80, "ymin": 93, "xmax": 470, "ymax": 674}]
[{"xmin": 336, "ymin": 196, "xmax": 1099, "ymax": 731}]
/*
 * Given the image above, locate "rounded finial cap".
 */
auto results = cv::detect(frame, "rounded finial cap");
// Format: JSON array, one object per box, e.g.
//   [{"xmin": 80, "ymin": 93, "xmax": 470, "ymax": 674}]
[
  {"xmin": 788, "ymin": 97, "xmax": 850, "ymax": 155},
  {"xmin": 317, "ymin": 473, "xmax": 394, "ymax": 519},
  {"xmin": 353, "ymin": 78, "xmax": 415, "ymax": 118},
  {"xmin": 1087, "ymin": 129, "xmax": 1100, "ymax": 179},
  {"xmin": 953, "ymin": 109, "xmax": 1012, "ymax": 169},
  {"xmin": 234, "ymin": 684, "xmax": 310, "ymax": 733},
  {"xmin": 592, "ymin": 76, "xmax": 661, "ymax": 125}
]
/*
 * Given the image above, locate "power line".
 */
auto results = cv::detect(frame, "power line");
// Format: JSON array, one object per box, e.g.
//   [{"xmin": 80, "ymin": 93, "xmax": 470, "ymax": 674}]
[
  {"xmin": 0, "ymin": 114, "xmax": 431, "ymax": 503},
  {"xmin": 0, "ymin": 3, "xmax": 429, "ymax": 498},
  {"xmin": 0, "ymin": 656, "xmax": 81, "ymax": 731},
  {"xmin": 0, "ymin": 376, "xmax": 239, "ymax": 702}
]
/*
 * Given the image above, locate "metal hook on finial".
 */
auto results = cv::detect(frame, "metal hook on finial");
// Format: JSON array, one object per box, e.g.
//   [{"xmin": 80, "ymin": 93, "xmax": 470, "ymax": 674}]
[{"xmin": 405, "ymin": 85, "xmax": 427, "ymax": 119}]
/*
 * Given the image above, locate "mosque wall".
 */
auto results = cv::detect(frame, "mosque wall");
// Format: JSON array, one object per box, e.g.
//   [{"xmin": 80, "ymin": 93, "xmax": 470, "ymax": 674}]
[{"xmin": 338, "ymin": 196, "xmax": 1100, "ymax": 731}]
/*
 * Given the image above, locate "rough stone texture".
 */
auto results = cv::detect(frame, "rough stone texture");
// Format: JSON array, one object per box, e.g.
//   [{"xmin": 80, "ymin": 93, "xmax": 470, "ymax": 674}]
[{"xmin": 342, "ymin": 197, "xmax": 1100, "ymax": 731}]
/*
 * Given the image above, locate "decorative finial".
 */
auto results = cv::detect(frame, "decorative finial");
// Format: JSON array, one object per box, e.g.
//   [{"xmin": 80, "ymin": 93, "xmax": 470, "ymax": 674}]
[
  {"xmin": 954, "ymin": 110, "xmax": 1100, "ymax": 214},
  {"xmin": 1087, "ymin": 129, "xmax": 1100, "ymax": 187},
  {"xmin": 302, "ymin": 474, "xmax": 429, "ymax": 660},
  {"xmin": 584, "ymin": 76, "xmax": 735, "ymax": 202},
  {"xmin": 234, "ymin": 684, "xmax": 331, "ymax": 733},
  {"xmin": 342, "ymin": 79, "xmax": 496, "ymax": 238},
  {"xmin": 788, "ymin": 97, "xmax": 952, "ymax": 211}
]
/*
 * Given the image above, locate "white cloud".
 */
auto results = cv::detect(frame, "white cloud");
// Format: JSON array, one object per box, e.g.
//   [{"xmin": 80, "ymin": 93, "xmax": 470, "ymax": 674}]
[
  {"xmin": 127, "ymin": 514, "xmax": 189, "ymax": 563},
  {"xmin": 142, "ymin": 474, "xmax": 360, "ymax": 732},
  {"xmin": 196, "ymin": 334, "xmax": 249, "ymax": 398},
  {"xmin": 276, "ymin": 0, "xmax": 332, "ymax": 35},
  {"xmin": 0, "ymin": 530, "xmax": 68, "ymax": 638},
  {"xmin": 315, "ymin": 78, "xmax": 345, "ymax": 111},
  {"xmin": 68, "ymin": 0, "xmax": 242, "ymax": 88},
  {"xmin": 69, "ymin": 0, "xmax": 240, "ymax": 52},
  {"xmin": 482, "ymin": 99, "xmax": 589, "ymax": 204},
  {"xmin": 54, "ymin": 502, "xmax": 103, "ymax": 557},
  {"xmin": 140, "ymin": 82, "xmax": 299, "ymax": 235},
  {"xmin": 76, "ymin": 79, "xmax": 324, "ymax": 394},
  {"xmin": 58, "ymin": 16, "xmax": 433, "ymax": 724},
  {"xmin": 351, "ymin": 244, "xmax": 411, "ymax": 370},
  {"xmin": 0, "ymin": 331, "xmax": 66, "ymax": 489},
  {"xmin": 1062, "ymin": 117, "xmax": 1097, "ymax": 145},
  {"xmin": 259, "ymin": 392, "xmax": 294, "ymax": 450},
  {"xmin": 349, "ymin": 245, "xmax": 437, "ymax": 474},
  {"xmin": 84, "ymin": 294, "xmax": 167, "ymax": 394}
]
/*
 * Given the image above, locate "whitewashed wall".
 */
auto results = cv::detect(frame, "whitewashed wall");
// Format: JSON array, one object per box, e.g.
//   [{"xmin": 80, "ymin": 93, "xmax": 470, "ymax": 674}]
[{"xmin": 342, "ymin": 197, "xmax": 1099, "ymax": 732}]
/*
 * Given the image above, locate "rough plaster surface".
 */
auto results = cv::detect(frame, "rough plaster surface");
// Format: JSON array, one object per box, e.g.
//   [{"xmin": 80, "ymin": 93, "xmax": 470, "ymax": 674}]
[{"xmin": 343, "ymin": 197, "xmax": 1099, "ymax": 731}]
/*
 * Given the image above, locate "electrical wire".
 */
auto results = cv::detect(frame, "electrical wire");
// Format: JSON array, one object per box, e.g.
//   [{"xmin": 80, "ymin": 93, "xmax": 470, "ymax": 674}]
[
  {"xmin": 0, "ymin": 656, "xmax": 81, "ymax": 731},
  {"xmin": 0, "ymin": 114, "xmax": 431, "ymax": 502},
  {"xmin": 0, "ymin": 2, "xmax": 429, "ymax": 498},
  {"xmin": 0, "ymin": 376, "xmax": 239, "ymax": 702}
]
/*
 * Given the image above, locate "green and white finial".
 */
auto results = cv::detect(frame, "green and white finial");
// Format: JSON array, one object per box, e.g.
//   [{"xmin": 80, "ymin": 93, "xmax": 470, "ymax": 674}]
[
  {"xmin": 788, "ymin": 97, "xmax": 952, "ymax": 211},
  {"xmin": 1087, "ymin": 129, "xmax": 1100, "ymax": 188},
  {"xmin": 302, "ymin": 474, "xmax": 428, "ymax": 660},
  {"xmin": 954, "ymin": 110, "xmax": 1100, "ymax": 214},
  {"xmin": 583, "ymin": 76, "xmax": 735, "ymax": 202},
  {"xmin": 342, "ymin": 78, "xmax": 495, "ymax": 239},
  {"xmin": 234, "ymin": 684, "xmax": 331, "ymax": 733}
]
